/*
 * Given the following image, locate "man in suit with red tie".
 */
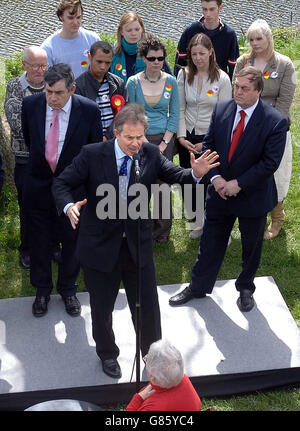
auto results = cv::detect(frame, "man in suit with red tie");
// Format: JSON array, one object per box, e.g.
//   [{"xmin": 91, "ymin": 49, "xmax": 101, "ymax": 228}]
[
  {"xmin": 22, "ymin": 63, "xmax": 102, "ymax": 317},
  {"xmin": 169, "ymin": 66, "xmax": 287, "ymax": 312}
]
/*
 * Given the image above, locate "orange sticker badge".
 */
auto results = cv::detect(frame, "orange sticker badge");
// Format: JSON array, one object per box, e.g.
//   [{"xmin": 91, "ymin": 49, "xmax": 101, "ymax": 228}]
[
  {"xmin": 165, "ymin": 84, "xmax": 173, "ymax": 92},
  {"xmin": 116, "ymin": 64, "xmax": 122, "ymax": 71},
  {"xmin": 263, "ymin": 72, "xmax": 270, "ymax": 79},
  {"xmin": 81, "ymin": 60, "xmax": 88, "ymax": 68},
  {"xmin": 207, "ymin": 90, "xmax": 214, "ymax": 97}
]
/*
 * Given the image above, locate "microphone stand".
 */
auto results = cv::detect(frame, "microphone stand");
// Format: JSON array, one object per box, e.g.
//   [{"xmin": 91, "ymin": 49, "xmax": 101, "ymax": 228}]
[{"xmin": 133, "ymin": 155, "xmax": 142, "ymax": 393}]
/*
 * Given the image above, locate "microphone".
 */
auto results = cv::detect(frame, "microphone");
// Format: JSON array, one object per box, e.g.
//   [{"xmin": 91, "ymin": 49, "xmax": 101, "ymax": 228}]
[{"xmin": 133, "ymin": 153, "xmax": 140, "ymax": 177}]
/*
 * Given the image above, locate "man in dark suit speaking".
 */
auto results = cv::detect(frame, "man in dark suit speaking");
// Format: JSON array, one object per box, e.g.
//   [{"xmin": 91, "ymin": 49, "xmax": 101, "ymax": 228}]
[
  {"xmin": 22, "ymin": 63, "xmax": 102, "ymax": 318},
  {"xmin": 52, "ymin": 103, "xmax": 219, "ymax": 378},
  {"xmin": 169, "ymin": 66, "xmax": 287, "ymax": 312}
]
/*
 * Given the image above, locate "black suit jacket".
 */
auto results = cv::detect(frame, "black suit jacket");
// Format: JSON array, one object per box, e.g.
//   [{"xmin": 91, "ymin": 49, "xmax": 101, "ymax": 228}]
[
  {"xmin": 202, "ymin": 98, "xmax": 287, "ymax": 218},
  {"xmin": 53, "ymin": 140, "xmax": 194, "ymax": 271},
  {"xmin": 21, "ymin": 93, "xmax": 103, "ymax": 210}
]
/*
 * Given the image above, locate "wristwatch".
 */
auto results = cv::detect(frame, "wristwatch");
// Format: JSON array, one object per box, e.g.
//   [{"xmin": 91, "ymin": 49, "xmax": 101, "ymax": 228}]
[{"xmin": 162, "ymin": 138, "xmax": 169, "ymax": 145}]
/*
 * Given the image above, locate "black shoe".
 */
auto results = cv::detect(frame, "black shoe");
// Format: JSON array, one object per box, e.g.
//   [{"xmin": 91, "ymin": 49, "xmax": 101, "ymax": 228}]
[
  {"xmin": 20, "ymin": 254, "xmax": 30, "ymax": 269},
  {"xmin": 169, "ymin": 285, "xmax": 206, "ymax": 306},
  {"xmin": 237, "ymin": 289, "xmax": 255, "ymax": 312},
  {"xmin": 63, "ymin": 295, "xmax": 81, "ymax": 316},
  {"xmin": 52, "ymin": 249, "xmax": 62, "ymax": 264},
  {"xmin": 32, "ymin": 296, "xmax": 50, "ymax": 317},
  {"xmin": 102, "ymin": 359, "xmax": 121, "ymax": 379}
]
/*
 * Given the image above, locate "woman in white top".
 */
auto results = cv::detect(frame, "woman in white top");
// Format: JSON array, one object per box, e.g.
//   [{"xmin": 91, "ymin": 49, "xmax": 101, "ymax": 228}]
[{"xmin": 177, "ymin": 33, "xmax": 232, "ymax": 238}]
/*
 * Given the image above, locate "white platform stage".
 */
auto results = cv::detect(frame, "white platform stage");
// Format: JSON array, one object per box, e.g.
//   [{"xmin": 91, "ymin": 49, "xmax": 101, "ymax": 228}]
[{"xmin": 0, "ymin": 276, "xmax": 299, "ymax": 410}]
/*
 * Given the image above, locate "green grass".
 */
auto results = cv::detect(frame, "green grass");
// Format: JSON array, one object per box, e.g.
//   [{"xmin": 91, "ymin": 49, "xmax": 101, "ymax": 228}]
[{"xmin": 0, "ymin": 28, "xmax": 300, "ymax": 411}]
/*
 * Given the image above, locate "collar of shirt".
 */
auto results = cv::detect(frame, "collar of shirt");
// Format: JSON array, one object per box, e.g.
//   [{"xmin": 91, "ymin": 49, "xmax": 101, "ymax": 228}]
[
  {"xmin": 46, "ymin": 96, "xmax": 72, "ymax": 116},
  {"xmin": 20, "ymin": 72, "xmax": 44, "ymax": 91},
  {"xmin": 233, "ymin": 98, "xmax": 259, "ymax": 131},
  {"xmin": 114, "ymin": 138, "xmax": 133, "ymax": 171}
]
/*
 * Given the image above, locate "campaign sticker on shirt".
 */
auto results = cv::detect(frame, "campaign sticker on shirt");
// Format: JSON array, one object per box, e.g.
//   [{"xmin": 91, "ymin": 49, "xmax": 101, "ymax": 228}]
[
  {"xmin": 271, "ymin": 71, "xmax": 278, "ymax": 79},
  {"xmin": 164, "ymin": 91, "xmax": 170, "ymax": 99},
  {"xmin": 122, "ymin": 69, "xmax": 127, "ymax": 77},
  {"xmin": 263, "ymin": 71, "xmax": 270, "ymax": 79},
  {"xmin": 207, "ymin": 89, "xmax": 214, "ymax": 97},
  {"xmin": 165, "ymin": 84, "xmax": 173, "ymax": 92},
  {"xmin": 83, "ymin": 49, "xmax": 89, "ymax": 57},
  {"xmin": 116, "ymin": 64, "xmax": 122, "ymax": 71},
  {"xmin": 81, "ymin": 60, "xmax": 88, "ymax": 68},
  {"xmin": 101, "ymin": 94, "xmax": 109, "ymax": 102},
  {"xmin": 212, "ymin": 85, "xmax": 219, "ymax": 93}
]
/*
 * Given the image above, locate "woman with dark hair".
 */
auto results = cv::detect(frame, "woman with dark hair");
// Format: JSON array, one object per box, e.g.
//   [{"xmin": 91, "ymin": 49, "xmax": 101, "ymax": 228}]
[
  {"xmin": 126, "ymin": 34, "xmax": 179, "ymax": 243},
  {"xmin": 177, "ymin": 33, "xmax": 232, "ymax": 238},
  {"xmin": 111, "ymin": 11, "xmax": 172, "ymax": 83}
]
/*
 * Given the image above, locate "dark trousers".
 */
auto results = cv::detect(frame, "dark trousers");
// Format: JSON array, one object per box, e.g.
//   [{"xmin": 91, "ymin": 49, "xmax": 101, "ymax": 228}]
[
  {"xmin": 177, "ymin": 131, "xmax": 208, "ymax": 220},
  {"xmin": 15, "ymin": 162, "xmax": 61, "ymax": 257},
  {"xmin": 14, "ymin": 163, "xmax": 30, "ymax": 256},
  {"xmin": 146, "ymin": 133, "xmax": 174, "ymax": 239},
  {"xmin": 27, "ymin": 206, "xmax": 80, "ymax": 297},
  {"xmin": 82, "ymin": 239, "xmax": 162, "ymax": 360},
  {"xmin": 190, "ymin": 212, "xmax": 267, "ymax": 294}
]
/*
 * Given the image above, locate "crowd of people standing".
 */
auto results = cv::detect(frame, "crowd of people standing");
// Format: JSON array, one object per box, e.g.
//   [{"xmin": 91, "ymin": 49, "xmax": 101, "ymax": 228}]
[{"xmin": 1, "ymin": 0, "xmax": 296, "ymax": 411}]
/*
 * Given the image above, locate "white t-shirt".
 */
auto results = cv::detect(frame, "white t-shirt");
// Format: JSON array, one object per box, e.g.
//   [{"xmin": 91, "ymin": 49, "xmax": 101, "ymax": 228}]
[{"xmin": 41, "ymin": 27, "xmax": 100, "ymax": 78}]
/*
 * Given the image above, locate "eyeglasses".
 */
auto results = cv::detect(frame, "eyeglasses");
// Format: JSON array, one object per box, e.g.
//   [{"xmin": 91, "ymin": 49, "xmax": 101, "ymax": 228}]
[
  {"xmin": 24, "ymin": 61, "xmax": 48, "ymax": 71},
  {"xmin": 145, "ymin": 56, "xmax": 165, "ymax": 62}
]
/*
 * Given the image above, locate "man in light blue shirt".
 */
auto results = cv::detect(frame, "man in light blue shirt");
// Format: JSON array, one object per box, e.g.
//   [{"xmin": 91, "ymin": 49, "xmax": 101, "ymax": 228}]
[{"xmin": 41, "ymin": 0, "xmax": 100, "ymax": 78}]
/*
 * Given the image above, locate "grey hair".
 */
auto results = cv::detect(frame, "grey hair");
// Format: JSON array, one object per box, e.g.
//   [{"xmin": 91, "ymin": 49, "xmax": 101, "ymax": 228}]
[
  {"xmin": 23, "ymin": 46, "xmax": 47, "ymax": 62},
  {"xmin": 114, "ymin": 103, "xmax": 148, "ymax": 133},
  {"xmin": 146, "ymin": 339, "xmax": 184, "ymax": 389},
  {"xmin": 44, "ymin": 63, "xmax": 75, "ymax": 90}
]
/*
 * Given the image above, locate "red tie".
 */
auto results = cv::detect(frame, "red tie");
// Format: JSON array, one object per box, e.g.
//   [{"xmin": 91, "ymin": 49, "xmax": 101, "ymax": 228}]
[
  {"xmin": 228, "ymin": 110, "xmax": 246, "ymax": 162},
  {"xmin": 45, "ymin": 108, "xmax": 62, "ymax": 172}
]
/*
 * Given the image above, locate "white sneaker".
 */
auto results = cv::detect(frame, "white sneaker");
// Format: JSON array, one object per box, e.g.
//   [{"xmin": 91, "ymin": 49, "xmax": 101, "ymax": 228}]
[{"xmin": 189, "ymin": 227, "xmax": 203, "ymax": 239}]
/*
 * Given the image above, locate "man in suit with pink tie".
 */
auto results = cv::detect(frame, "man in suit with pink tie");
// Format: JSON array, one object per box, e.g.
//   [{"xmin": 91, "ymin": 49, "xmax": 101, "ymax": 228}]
[{"xmin": 22, "ymin": 63, "xmax": 102, "ymax": 317}]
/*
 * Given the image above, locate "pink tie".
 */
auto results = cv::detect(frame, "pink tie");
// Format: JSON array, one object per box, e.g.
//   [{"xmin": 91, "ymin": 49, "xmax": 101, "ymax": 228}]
[{"xmin": 45, "ymin": 108, "xmax": 62, "ymax": 173}]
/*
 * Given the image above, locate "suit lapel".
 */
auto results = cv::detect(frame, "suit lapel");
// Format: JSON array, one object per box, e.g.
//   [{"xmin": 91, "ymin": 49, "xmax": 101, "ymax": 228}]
[
  {"xmin": 37, "ymin": 96, "xmax": 47, "ymax": 147},
  {"xmin": 57, "ymin": 95, "xmax": 80, "ymax": 165},
  {"xmin": 230, "ymin": 99, "xmax": 263, "ymax": 163},
  {"xmin": 222, "ymin": 101, "xmax": 237, "ymax": 162},
  {"xmin": 102, "ymin": 139, "xmax": 119, "ymax": 190}
]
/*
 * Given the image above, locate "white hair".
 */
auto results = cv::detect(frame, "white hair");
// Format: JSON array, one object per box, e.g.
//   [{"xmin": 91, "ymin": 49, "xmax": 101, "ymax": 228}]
[
  {"xmin": 146, "ymin": 339, "xmax": 184, "ymax": 389},
  {"xmin": 23, "ymin": 46, "xmax": 47, "ymax": 62}
]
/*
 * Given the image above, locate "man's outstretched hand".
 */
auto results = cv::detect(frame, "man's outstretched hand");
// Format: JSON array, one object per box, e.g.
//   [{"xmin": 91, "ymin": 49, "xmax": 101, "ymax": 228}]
[
  {"xmin": 190, "ymin": 150, "xmax": 220, "ymax": 179},
  {"xmin": 66, "ymin": 198, "xmax": 87, "ymax": 229}
]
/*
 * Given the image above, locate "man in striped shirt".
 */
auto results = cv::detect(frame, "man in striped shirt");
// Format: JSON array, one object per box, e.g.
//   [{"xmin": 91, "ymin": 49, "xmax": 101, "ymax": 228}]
[{"xmin": 75, "ymin": 41, "xmax": 127, "ymax": 140}]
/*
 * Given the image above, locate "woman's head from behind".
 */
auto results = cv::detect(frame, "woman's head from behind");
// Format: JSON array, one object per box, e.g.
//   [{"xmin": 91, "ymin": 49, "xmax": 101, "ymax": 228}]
[{"xmin": 145, "ymin": 339, "xmax": 184, "ymax": 389}]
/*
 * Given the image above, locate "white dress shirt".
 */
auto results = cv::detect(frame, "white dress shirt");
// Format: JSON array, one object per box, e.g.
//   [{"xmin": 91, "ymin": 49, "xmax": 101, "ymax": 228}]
[{"xmin": 45, "ymin": 96, "xmax": 72, "ymax": 163}]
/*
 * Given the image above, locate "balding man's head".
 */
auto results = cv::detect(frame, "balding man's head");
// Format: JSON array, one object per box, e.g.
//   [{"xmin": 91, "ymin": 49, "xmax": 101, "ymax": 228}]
[{"xmin": 22, "ymin": 46, "xmax": 48, "ymax": 88}]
